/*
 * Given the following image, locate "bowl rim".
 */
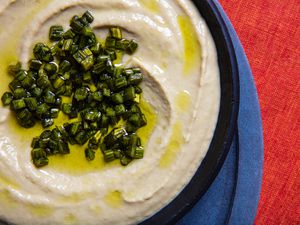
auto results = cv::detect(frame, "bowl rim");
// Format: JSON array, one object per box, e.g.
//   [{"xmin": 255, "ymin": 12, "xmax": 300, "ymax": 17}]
[{"xmin": 140, "ymin": 1, "xmax": 240, "ymax": 224}]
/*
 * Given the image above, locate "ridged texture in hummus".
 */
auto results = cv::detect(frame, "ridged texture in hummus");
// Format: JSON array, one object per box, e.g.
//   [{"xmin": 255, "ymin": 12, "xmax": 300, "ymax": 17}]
[{"xmin": 0, "ymin": 0, "xmax": 220, "ymax": 224}]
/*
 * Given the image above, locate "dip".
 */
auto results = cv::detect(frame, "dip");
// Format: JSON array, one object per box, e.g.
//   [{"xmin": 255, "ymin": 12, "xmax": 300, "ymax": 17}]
[{"xmin": 0, "ymin": 0, "xmax": 220, "ymax": 224}]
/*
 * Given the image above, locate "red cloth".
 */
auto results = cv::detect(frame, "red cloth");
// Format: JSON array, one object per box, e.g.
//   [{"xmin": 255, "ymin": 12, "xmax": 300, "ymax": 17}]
[{"xmin": 219, "ymin": 0, "xmax": 300, "ymax": 224}]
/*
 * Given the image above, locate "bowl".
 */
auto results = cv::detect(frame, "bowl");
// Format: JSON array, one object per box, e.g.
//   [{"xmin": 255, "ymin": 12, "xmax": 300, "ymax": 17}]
[{"xmin": 0, "ymin": 1, "xmax": 239, "ymax": 224}]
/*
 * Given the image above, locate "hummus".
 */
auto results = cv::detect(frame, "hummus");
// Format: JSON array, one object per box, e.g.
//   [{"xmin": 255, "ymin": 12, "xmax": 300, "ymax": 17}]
[{"xmin": 0, "ymin": 0, "xmax": 220, "ymax": 224}]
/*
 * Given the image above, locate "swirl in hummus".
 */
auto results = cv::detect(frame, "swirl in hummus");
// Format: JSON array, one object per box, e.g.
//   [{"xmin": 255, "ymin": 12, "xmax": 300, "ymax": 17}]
[{"xmin": 0, "ymin": 0, "xmax": 220, "ymax": 224}]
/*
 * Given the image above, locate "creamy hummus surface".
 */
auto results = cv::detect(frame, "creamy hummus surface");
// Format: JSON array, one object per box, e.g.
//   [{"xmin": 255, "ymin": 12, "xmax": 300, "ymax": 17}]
[{"xmin": 0, "ymin": 0, "xmax": 220, "ymax": 224}]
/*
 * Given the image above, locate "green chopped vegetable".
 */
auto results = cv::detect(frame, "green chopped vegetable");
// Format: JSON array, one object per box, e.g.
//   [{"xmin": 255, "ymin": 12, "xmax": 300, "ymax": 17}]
[
  {"xmin": 104, "ymin": 127, "xmax": 127, "ymax": 147},
  {"xmin": 25, "ymin": 97, "xmax": 38, "ymax": 110},
  {"xmin": 88, "ymin": 136, "xmax": 99, "ymax": 150},
  {"xmin": 49, "ymin": 25, "xmax": 64, "ymax": 41},
  {"xmin": 111, "ymin": 93, "xmax": 123, "ymax": 104},
  {"xmin": 41, "ymin": 118, "xmax": 54, "ymax": 128},
  {"xmin": 21, "ymin": 75, "xmax": 36, "ymax": 89},
  {"xmin": 126, "ymin": 40, "xmax": 138, "ymax": 55},
  {"xmin": 103, "ymin": 87, "xmax": 111, "ymax": 97},
  {"xmin": 31, "ymin": 137, "xmax": 40, "ymax": 148},
  {"xmin": 124, "ymin": 86, "xmax": 135, "ymax": 101},
  {"xmin": 44, "ymin": 62, "xmax": 58, "ymax": 75},
  {"xmin": 85, "ymin": 148, "xmax": 95, "ymax": 161},
  {"xmin": 82, "ymin": 10, "xmax": 94, "ymax": 23},
  {"xmin": 105, "ymin": 36, "xmax": 116, "ymax": 49},
  {"xmin": 106, "ymin": 49, "xmax": 116, "ymax": 61},
  {"xmin": 114, "ymin": 76, "xmax": 127, "ymax": 90},
  {"xmin": 62, "ymin": 39, "xmax": 73, "ymax": 52},
  {"xmin": 109, "ymin": 27, "xmax": 122, "ymax": 40},
  {"xmin": 8, "ymin": 61, "xmax": 22, "ymax": 76},
  {"xmin": 73, "ymin": 48, "xmax": 94, "ymax": 70},
  {"xmin": 9, "ymin": 79, "xmax": 22, "ymax": 92},
  {"xmin": 29, "ymin": 59, "xmax": 43, "ymax": 71},
  {"xmin": 92, "ymin": 61, "xmax": 106, "ymax": 74},
  {"xmin": 82, "ymin": 27, "xmax": 94, "ymax": 37},
  {"xmin": 92, "ymin": 91, "xmax": 103, "ymax": 102},
  {"xmin": 74, "ymin": 87, "xmax": 89, "ymax": 101},
  {"xmin": 40, "ymin": 130, "xmax": 52, "ymax": 139},
  {"xmin": 63, "ymin": 29, "xmax": 76, "ymax": 39},
  {"xmin": 13, "ymin": 88, "xmax": 27, "ymax": 99},
  {"xmin": 11, "ymin": 99, "xmax": 26, "ymax": 110},
  {"xmin": 33, "ymin": 43, "xmax": 54, "ymax": 62},
  {"xmin": 115, "ymin": 104, "xmax": 126, "ymax": 115},
  {"xmin": 37, "ymin": 75, "xmax": 51, "ymax": 89},
  {"xmin": 103, "ymin": 150, "xmax": 115, "ymax": 162},
  {"xmin": 50, "ymin": 108, "xmax": 59, "ymax": 118},
  {"xmin": 57, "ymin": 140, "xmax": 70, "ymax": 154},
  {"xmin": 134, "ymin": 146, "xmax": 144, "ymax": 159},
  {"xmin": 17, "ymin": 108, "xmax": 33, "ymax": 122},
  {"xmin": 75, "ymin": 130, "xmax": 89, "ymax": 145},
  {"xmin": 70, "ymin": 15, "xmax": 85, "ymax": 33},
  {"xmin": 36, "ymin": 103, "xmax": 50, "ymax": 116},
  {"xmin": 16, "ymin": 70, "xmax": 27, "ymax": 81},
  {"xmin": 32, "ymin": 148, "xmax": 49, "ymax": 167},
  {"xmin": 116, "ymin": 39, "xmax": 130, "ymax": 51},
  {"xmin": 53, "ymin": 76, "xmax": 65, "ymax": 89},
  {"xmin": 85, "ymin": 109, "xmax": 101, "ymax": 121},
  {"xmin": 44, "ymin": 90, "xmax": 56, "ymax": 104},
  {"xmin": 1, "ymin": 11, "xmax": 147, "ymax": 168},
  {"xmin": 51, "ymin": 127, "xmax": 63, "ymax": 140},
  {"xmin": 70, "ymin": 122, "xmax": 81, "ymax": 136},
  {"xmin": 105, "ymin": 107, "xmax": 116, "ymax": 117},
  {"xmin": 1, "ymin": 92, "xmax": 13, "ymax": 106},
  {"xmin": 91, "ymin": 42, "xmax": 101, "ymax": 55},
  {"xmin": 62, "ymin": 103, "xmax": 72, "ymax": 115},
  {"xmin": 31, "ymin": 87, "xmax": 43, "ymax": 97},
  {"xmin": 128, "ymin": 72, "xmax": 143, "ymax": 85},
  {"xmin": 120, "ymin": 155, "xmax": 132, "ymax": 166}
]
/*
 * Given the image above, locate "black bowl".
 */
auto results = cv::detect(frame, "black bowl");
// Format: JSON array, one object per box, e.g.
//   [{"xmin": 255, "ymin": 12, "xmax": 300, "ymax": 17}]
[{"xmin": 140, "ymin": 1, "xmax": 240, "ymax": 224}]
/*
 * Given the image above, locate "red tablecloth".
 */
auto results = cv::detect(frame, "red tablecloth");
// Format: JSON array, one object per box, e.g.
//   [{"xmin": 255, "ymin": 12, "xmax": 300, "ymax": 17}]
[{"xmin": 219, "ymin": 0, "xmax": 300, "ymax": 224}]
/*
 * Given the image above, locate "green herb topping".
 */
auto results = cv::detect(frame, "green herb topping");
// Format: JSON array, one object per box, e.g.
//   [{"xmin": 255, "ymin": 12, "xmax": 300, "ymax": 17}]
[{"xmin": 1, "ymin": 11, "xmax": 147, "ymax": 168}]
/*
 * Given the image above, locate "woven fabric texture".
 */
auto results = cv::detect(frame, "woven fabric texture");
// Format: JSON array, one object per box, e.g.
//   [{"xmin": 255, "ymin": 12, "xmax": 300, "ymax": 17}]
[{"xmin": 219, "ymin": 0, "xmax": 300, "ymax": 224}]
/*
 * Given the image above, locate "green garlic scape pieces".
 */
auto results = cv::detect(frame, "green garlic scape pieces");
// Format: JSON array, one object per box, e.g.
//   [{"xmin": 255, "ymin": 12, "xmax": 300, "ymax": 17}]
[{"xmin": 1, "ymin": 11, "xmax": 146, "ymax": 168}]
